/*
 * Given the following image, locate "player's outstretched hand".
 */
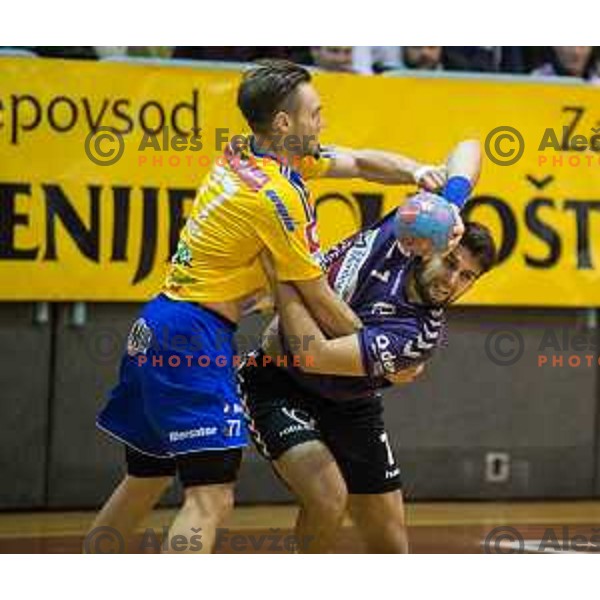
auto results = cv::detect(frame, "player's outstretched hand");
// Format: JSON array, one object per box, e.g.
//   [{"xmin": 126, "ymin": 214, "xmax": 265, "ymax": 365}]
[
  {"xmin": 414, "ymin": 164, "xmax": 447, "ymax": 192},
  {"xmin": 386, "ymin": 363, "xmax": 425, "ymax": 385}
]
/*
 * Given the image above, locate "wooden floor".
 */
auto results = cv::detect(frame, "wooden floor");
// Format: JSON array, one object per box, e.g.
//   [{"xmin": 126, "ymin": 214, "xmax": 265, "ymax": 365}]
[{"xmin": 1, "ymin": 501, "xmax": 600, "ymax": 553}]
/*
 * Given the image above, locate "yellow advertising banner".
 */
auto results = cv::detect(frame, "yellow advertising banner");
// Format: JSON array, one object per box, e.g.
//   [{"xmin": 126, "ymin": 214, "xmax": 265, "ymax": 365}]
[{"xmin": 2, "ymin": 57, "xmax": 600, "ymax": 305}]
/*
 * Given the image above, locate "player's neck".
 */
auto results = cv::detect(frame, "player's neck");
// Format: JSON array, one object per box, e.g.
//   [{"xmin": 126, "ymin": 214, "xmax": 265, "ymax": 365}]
[
  {"xmin": 406, "ymin": 269, "xmax": 447, "ymax": 309},
  {"xmin": 405, "ymin": 270, "xmax": 424, "ymax": 305},
  {"xmin": 406, "ymin": 266, "xmax": 442, "ymax": 307}
]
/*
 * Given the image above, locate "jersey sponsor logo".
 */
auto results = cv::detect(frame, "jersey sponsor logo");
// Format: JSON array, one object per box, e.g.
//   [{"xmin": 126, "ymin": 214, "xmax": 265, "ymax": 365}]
[
  {"xmin": 333, "ymin": 229, "xmax": 377, "ymax": 302},
  {"xmin": 127, "ymin": 318, "xmax": 153, "ymax": 356},
  {"xmin": 166, "ymin": 270, "xmax": 198, "ymax": 286},
  {"xmin": 171, "ymin": 240, "xmax": 192, "ymax": 267},
  {"xmin": 372, "ymin": 333, "xmax": 399, "ymax": 375},
  {"xmin": 279, "ymin": 407, "xmax": 317, "ymax": 438},
  {"xmin": 385, "ymin": 467, "xmax": 401, "ymax": 479},
  {"xmin": 169, "ymin": 426, "xmax": 218, "ymax": 442},
  {"xmin": 371, "ymin": 302, "xmax": 397, "ymax": 316},
  {"xmin": 265, "ymin": 190, "xmax": 296, "ymax": 232},
  {"xmin": 281, "ymin": 407, "xmax": 315, "ymax": 428}
]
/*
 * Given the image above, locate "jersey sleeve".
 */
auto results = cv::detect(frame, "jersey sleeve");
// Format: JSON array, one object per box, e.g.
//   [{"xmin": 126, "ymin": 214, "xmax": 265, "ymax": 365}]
[
  {"xmin": 255, "ymin": 186, "xmax": 324, "ymax": 282},
  {"xmin": 358, "ymin": 317, "xmax": 445, "ymax": 378},
  {"xmin": 298, "ymin": 146, "xmax": 336, "ymax": 180}
]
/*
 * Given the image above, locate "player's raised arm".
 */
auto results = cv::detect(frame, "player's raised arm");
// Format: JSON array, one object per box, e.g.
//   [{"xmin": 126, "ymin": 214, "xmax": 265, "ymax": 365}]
[
  {"xmin": 442, "ymin": 139, "xmax": 482, "ymax": 210},
  {"xmin": 323, "ymin": 147, "xmax": 447, "ymax": 190}
]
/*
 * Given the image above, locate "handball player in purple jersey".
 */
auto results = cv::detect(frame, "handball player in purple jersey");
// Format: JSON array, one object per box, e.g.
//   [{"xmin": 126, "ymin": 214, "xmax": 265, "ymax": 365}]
[{"xmin": 240, "ymin": 139, "xmax": 498, "ymax": 553}]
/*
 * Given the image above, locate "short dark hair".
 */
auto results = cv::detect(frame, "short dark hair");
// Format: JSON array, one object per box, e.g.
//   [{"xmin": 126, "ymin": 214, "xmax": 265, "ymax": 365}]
[
  {"xmin": 237, "ymin": 59, "xmax": 311, "ymax": 133},
  {"xmin": 460, "ymin": 221, "xmax": 497, "ymax": 273}
]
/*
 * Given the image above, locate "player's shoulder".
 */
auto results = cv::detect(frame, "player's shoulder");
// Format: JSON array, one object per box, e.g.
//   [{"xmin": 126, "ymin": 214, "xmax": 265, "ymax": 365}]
[
  {"xmin": 219, "ymin": 141, "xmax": 281, "ymax": 195},
  {"xmin": 261, "ymin": 165, "xmax": 314, "ymax": 218}
]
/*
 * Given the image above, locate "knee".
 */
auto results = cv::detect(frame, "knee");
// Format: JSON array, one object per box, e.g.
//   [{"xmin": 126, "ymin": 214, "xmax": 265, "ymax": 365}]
[
  {"xmin": 213, "ymin": 488, "xmax": 235, "ymax": 520},
  {"xmin": 301, "ymin": 481, "xmax": 348, "ymax": 523},
  {"xmin": 369, "ymin": 522, "xmax": 409, "ymax": 554},
  {"xmin": 183, "ymin": 484, "xmax": 234, "ymax": 523},
  {"xmin": 351, "ymin": 493, "xmax": 408, "ymax": 553},
  {"xmin": 357, "ymin": 512, "xmax": 409, "ymax": 553}
]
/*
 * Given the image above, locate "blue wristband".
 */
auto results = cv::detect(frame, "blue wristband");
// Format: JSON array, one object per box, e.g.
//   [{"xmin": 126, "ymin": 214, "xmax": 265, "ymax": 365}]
[{"xmin": 443, "ymin": 176, "xmax": 472, "ymax": 209}]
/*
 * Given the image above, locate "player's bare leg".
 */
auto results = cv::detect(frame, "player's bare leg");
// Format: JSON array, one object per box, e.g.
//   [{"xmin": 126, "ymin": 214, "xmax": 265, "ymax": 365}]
[
  {"xmin": 162, "ymin": 483, "xmax": 234, "ymax": 554},
  {"xmin": 348, "ymin": 491, "xmax": 409, "ymax": 553},
  {"xmin": 275, "ymin": 441, "xmax": 347, "ymax": 553},
  {"xmin": 85, "ymin": 474, "xmax": 172, "ymax": 553}
]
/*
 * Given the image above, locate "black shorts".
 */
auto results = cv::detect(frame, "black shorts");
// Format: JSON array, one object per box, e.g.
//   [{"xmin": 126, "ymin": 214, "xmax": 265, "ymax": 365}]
[
  {"xmin": 240, "ymin": 353, "xmax": 402, "ymax": 495},
  {"xmin": 124, "ymin": 445, "xmax": 242, "ymax": 488}
]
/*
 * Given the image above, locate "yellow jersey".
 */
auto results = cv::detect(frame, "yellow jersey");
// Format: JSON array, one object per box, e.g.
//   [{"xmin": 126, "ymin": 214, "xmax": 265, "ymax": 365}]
[{"xmin": 163, "ymin": 138, "xmax": 333, "ymax": 306}]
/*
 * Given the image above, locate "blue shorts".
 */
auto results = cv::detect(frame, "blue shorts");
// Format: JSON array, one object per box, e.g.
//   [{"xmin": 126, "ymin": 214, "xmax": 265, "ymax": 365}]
[{"xmin": 97, "ymin": 294, "xmax": 248, "ymax": 458}]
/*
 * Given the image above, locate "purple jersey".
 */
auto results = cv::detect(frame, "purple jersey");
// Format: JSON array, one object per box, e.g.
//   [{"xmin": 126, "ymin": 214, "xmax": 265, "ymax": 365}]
[{"xmin": 283, "ymin": 210, "xmax": 448, "ymax": 401}]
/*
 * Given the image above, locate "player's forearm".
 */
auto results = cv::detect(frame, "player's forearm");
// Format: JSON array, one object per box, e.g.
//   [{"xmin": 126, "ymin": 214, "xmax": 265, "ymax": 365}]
[
  {"xmin": 447, "ymin": 139, "xmax": 481, "ymax": 182},
  {"xmin": 353, "ymin": 149, "xmax": 422, "ymax": 184},
  {"xmin": 274, "ymin": 283, "xmax": 365, "ymax": 377},
  {"xmin": 443, "ymin": 139, "xmax": 481, "ymax": 209},
  {"xmin": 275, "ymin": 284, "xmax": 327, "ymax": 359},
  {"xmin": 293, "ymin": 276, "xmax": 362, "ymax": 337}
]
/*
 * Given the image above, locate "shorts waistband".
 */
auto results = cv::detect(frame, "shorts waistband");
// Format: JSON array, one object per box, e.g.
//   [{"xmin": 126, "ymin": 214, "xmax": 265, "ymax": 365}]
[{"xmin": 157, "ymin": 294, "xmax": 238, "ymax": 332}]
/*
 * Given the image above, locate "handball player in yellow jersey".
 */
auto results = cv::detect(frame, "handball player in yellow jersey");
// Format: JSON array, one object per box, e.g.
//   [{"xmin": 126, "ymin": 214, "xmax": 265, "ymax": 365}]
[{"xmin": 89, "ymin": 60, "xmax": 446, "ymax": 553}]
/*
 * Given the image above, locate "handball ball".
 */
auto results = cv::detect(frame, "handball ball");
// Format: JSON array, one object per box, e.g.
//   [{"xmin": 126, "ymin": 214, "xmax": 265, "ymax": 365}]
[{"xmin": 395, "ymin": 192, "xmax": 457, "ymax": 252}]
